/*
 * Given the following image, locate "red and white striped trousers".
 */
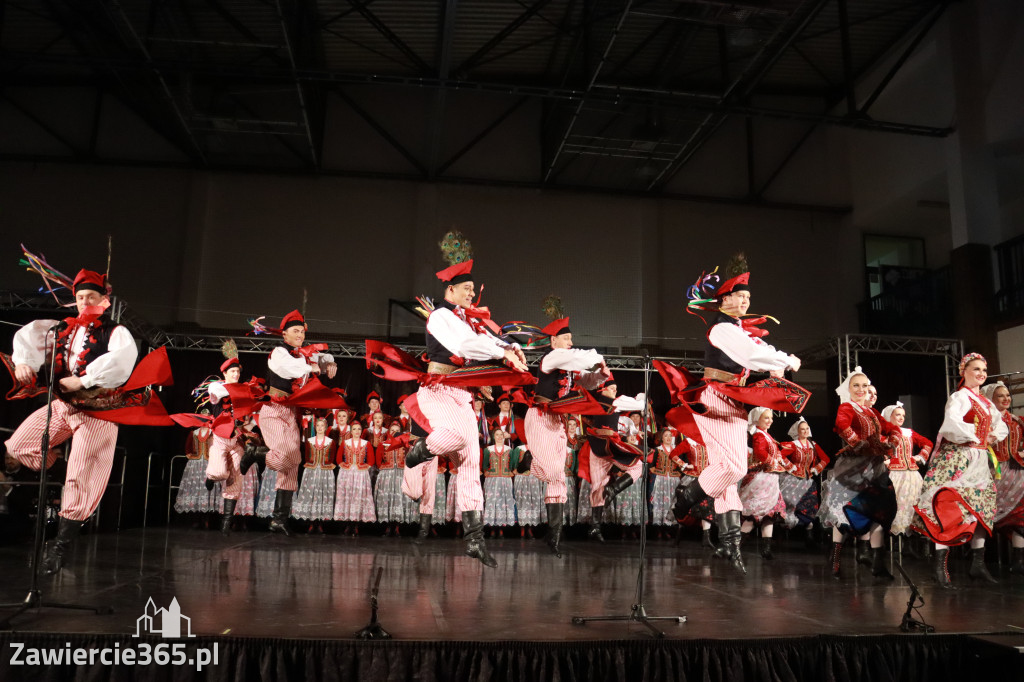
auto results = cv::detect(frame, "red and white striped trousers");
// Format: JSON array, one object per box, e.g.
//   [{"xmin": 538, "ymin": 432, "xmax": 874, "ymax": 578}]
[
  {"xmin": 206, "ymin": 434, "xmax": 244, "ymax": 500},
  {"xmin": 524, "ymin": 407, "xmax": 567, "ymax": 503},
  {"xmin": 5, "ymin": 399, "xmax": 118, "ymax": 521},
  {"xmin": 260, "ymin": 401, "xmax": 301, "ymax": 492},
  {"xmin": 588, "ymin": 451, "xmax": 642, "ymax": 508},
  {"xmin": 693, "ymin": 385, "xmax": 748, "ymax": 513},
  {"xmin": 402, "ymin": 458, "xmax": 439, "ymax": 514},
  {"xmin": 417, "ymin": 383, "xmax": 483, "ymax": 512}
]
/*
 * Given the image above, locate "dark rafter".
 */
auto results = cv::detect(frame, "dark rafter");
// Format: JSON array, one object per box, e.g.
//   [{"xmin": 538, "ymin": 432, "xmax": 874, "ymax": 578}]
[
  {"xmin": 427, "ymin": 0, "xmax": 459, "ymax": 178},
  {"xmin": 457, "ymin": 0, "xmax": 556, "ymax": 74},
  {"xmin": 345, "ymin": 0, "xmax": 431, "ymax": 73}
]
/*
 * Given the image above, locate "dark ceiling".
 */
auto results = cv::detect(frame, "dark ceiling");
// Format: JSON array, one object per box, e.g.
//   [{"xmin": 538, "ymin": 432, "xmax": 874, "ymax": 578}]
[{"xmin": 1, "ymin": 0, "xmax": 951, "ymax": 203}]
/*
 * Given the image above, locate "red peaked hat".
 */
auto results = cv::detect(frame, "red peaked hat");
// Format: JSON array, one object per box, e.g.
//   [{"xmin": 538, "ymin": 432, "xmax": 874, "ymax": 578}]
[
  {"xmin": 220, "ymin": 357, "xmax": 241, "ymax": 373},
  {"xmin": 717, "ymin": 272, "xmax": 749, "ymax": 297},
  {"xmin": 541, "ymin": 317, "xmax": 571, "ymax": 337},
  {"xmin": 280, "ymin": 309, "xmax": 306, "ymax": 330},
  {"xmin": 73, "ymin": 269, "xmax": 108, "ymax": 295},
  {"xmin": 435, "ymin": 259, "xmax": 474, "ymax": 284}
]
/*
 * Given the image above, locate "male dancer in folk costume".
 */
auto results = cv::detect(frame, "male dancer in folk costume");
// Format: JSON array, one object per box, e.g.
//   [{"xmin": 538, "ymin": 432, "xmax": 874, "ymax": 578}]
[
  {"xmin": 656, "ymin": 255, "xmax": 809, "ymax": 574},
  {"xmin": 201, "ymin": 349, "xmax": 263, "ymax": 535},
  {"xmin": 524, "ymin": 314, "xmax": 609, "ymax": 557},
  {"xmin": 246, "ymin": 309, "xmax": 342, "ymax": 536},
  {"xmin": 4, "ymin": 267, "xmax": 174, "ymax": 574},
  {"xmin": 368, "ymin": 233, "xmax": 533, "ymax": 567},
  {"xmin": 577, "ymin": 377, "xmax": 647, "ymax": 542}
]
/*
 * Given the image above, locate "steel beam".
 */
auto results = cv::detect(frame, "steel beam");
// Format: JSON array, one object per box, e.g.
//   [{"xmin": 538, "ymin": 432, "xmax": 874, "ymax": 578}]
[
  {"xmin": 345, "ymin": 0, "xmax": 431, "ymax": 73},
  {"xmin": 427, "ymin": 0, "xmax": 458, "ymax": 178},
  {"xmin": 332, "ymin": 87, "xmax": 427, "ymax": 176},
  {"xmin": 457, "ymin": 0, "xmax": 557, "ymax": 74}
]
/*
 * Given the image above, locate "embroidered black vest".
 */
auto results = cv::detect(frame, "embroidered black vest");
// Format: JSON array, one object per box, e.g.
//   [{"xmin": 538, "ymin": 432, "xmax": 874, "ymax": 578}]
[
  {"xmin": 535, "ymin": 348, "xmax": 572, "ymax": 400},
  {"xmin": 425, "ymin": 300, "xmax": 463, "ymax": 366},
  {"xmin": 703, "ymin": 313, "xmax": 745, "ymax": 375},
  {"xmin": 266, "ymin": 343, "xmax": 303, "ymax": 394},
  {"xmin": 52, "ymin": 314, "xmax": 117, "ymax": 380}
]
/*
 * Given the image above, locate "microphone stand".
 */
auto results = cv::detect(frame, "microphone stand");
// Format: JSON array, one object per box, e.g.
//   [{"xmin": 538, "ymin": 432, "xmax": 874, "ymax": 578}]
[
  {"xmin": 571, "ymin": 353, "xmax": 686, "ymax": 637},
  {"xmin": 0, "ymin": 323, "xmax": 113, "ymax": 629}
]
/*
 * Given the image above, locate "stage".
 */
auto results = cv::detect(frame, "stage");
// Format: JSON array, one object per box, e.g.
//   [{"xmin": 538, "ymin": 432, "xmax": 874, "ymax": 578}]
[{"xmin": 0, "ymin": 528, "xmax": 1021, "ymax": 680}]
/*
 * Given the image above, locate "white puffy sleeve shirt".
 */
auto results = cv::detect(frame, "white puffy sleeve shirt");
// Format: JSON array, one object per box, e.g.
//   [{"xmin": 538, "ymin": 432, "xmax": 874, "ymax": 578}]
[
  {"xmin": 540, "ymin": 348, "xmax": 606, "ymax": 390},
  {"xmin": 938, "ymin": 389, "xmax": 1008, "ymax": 446},
  {"xmin": 426, "ymin": 307, "xmax": 511, "ymax": 361},
  {"xmin": 12, "ymin": 318, "xmax": 137, "ymax": 389},
  {"xmin": 708, "ymin": 322, "xmax": 792, "ymax": 373}
]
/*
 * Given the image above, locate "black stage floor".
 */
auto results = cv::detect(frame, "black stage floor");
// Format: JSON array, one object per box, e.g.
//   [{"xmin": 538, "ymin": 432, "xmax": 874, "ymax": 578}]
[{"xmin": 0, "ymin": 528, "xmax": 1021, "ymax": 641}]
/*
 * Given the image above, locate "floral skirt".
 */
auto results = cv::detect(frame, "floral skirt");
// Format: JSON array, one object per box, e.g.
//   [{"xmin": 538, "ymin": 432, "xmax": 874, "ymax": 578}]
[
  {"xmin": 375, "ymin": 468, "xmax": 419, "ymax": 523},
  {"xmin": 739, "ymin": 472, "xmax": 785, "ymax": 521},
  {"xmin": 889, "ymin": 469, "xmax": 924, "ymax": 535},
  {"xmin": 678, "ymin": 474, "xmax": 715, "ymax": 524},
  {"xmin": 334, "ymin": 469, "xmax": 377, "ymax": 522},
  {"xmin": 514, "ymin": 474, "xmax": 544, "ymax": 525},
  {"xmin": 913, "ymin": 441, "xmax": 995, "ymax": 545},
  {"xmin": 995, "ymin": 462, "xmax": 1024, "ymax": 532},
  {"xmin": 779, "ymin": 474, "xmax": 818, "ymax": 528},
  {"xmin": 611, "ymin": 476, "xmax": 643, "ymax": 525},
  {"xmin": 483, "ymin": 477, "xmax": 516, "ymax": 526},
  {"xmin": 819, "ymin": 456, "xmax": 896, "ymax": 534},
  {"xmin": 650, "ymin": 475, "xmax": 679, "ymax": 526},
  {"xmin": 174, "ymin": 459, "xmax": 222, "ymax": 514},
  {"xmin": 293, "ymin": 467, "xmax": 337, "ymax": 521},
  {"xmin": 564, "ymin": 475, "xmax": 579, "ymax": 525},
  {"xmin": 577, "ymin": 480, "xmax": 593, "ymax": 524},
  {"xmin": 445, "ymin": 474, "xmax": 461, "ymax": 523},
  {"xmin": 432, "ymin": 472, "xmax": 448, "ymax": 525},
  {"xmin": 256, "ymin": 468, "xmax": 277, "ymax": 518},
  {"xmin": 233, "ymin": 467, "xmax": 259, "ymax": 516}
]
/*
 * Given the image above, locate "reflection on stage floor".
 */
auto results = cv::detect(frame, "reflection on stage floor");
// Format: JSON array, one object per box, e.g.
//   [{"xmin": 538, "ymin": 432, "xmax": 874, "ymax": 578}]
[{"xmin": 0, "ymin": 529, "xmax": 1021, "ymax": 641}]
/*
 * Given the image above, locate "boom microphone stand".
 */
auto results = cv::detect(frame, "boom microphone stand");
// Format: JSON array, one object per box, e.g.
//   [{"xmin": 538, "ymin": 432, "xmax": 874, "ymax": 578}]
[
  {"xmin": 571, "ymin": 353, "xmax": 686, "ymax": 637},
  {"xmin": 0, "ymin": 324, "xmax": 113, "ymax": 629}
]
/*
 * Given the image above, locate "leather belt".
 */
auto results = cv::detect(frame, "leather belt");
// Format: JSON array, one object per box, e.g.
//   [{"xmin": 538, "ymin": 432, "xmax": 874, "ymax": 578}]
[
  {"xmin": 427, "ymin": 362, "xmax": 456, "ymax": 375},
  {"xmin": 268, "ymin": 387, "xmax": 291, "ymax": 398},
  {"xmin": 703, "ymin": 367, "xmax": 746, "ymax": 386},
  {"xmin": 533, "ymin": 396, "xmax": 552, "ymax": 404}
]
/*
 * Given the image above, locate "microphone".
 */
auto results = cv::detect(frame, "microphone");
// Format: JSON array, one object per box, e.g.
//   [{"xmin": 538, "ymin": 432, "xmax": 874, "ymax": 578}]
[{"xmin": 49, "ymin": 320, "xmax": 68, "ymax": 333}]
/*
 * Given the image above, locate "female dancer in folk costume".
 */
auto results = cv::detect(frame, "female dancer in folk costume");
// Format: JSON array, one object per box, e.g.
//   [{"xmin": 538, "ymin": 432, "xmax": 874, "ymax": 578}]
[
  {"xmin": 778, "ymin": 417, "xmax": 829, "ymax": 541},
  {"xmin": 292, "ymin": 416, "xmax": 336, "ymax": 532},
  {"xmin": 739, "ymin": 408, "xmax": 793, "ymax": 560},
  {"xmin": 657, "ymin": 255, "xmax": 809, "ymax": 574},
  {"xmin": 577, "ymin": 378, "xmax": 647, "ymax": 542},
  {"xmin": 482, "ymin": 428, "xmax": 517, "ymax": 535},
  {"xmin": 365, "ymin": 232, "xmax": 534, "ymax": 567},
  {"xmin": 375, "ymin": 421, "xmax": 419, "ymax": 535},
  {"xmin": 649, "ymin": 428, "xmax": 684, "ymax": 533},
  {"xmin": 512, "ymin": 442, "xmax": 544, "ymax": 537},
  {"xmin": 365, "ymin": 410, "xmax": 389, "ymax": 472},
  {"xmin": 879, "ymin": 402, "xmax": 932, "ymax": 548},
  {"xmin": 564, "ymin": 417, "xmax": 582, "ymax": 526},
  {"xmin": 821, "ymin": 368, "xmax": 900, "ymax": 580},
  {"xmin": 175, "ymin": 418, "xmax": 222, "ymax": 520},
  {"xmin": 334, "ymin": 421, "xmax": 377, "ymax": 533},
  {"xmin": 492, "ymin": 394, "xmax": 521, "ymax": 444},
  {"xmin": 672, "ymin": 435, "xmax": 717, "ymax": 548},
  {"xmin": 914, "ymin": 354, "xmax": 1007, "ymax": 588},
  {"xmin": 329, "ymin": 408, "xmax": 352, "ymax": 442},
  {"xmin": 982, "ymin": 381, "xmax": 1024, "ymax": 574}
]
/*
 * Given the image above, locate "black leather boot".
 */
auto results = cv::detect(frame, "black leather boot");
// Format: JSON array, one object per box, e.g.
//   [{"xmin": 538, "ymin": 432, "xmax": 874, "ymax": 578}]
[
  {"xmin": 871, "ymin": 547, "xmax": 894, "ymax": 579},
  {"xmin": 41, "ymin": 518, "xmax": 84, "ymax": 576},
  {"xmin": 829, "ymin": 540, "xmax": 844, "ymax": 579},
  {"xmin": 701, "ymin": 528, "xmax": 717, "ymax": 550},
  {"xmin": 714, "ymin": 511, "xmax": 746, "ymax": 574},
  {"xmin": 220, "ymin": 499, "xmax": 236, "ymax": 535},
  {"xmin": 933, "ymin": 547, "xmax": 955, "ymax": 589},
  {"xmin": 1008, "ymin": 547, "xmax": 1024, "ymax": 575},
  {"xmin": 545, "ymin": 502, "xmax": 564, "ymax": 558},
  {"xmin": 239, "ymin": 445, "xmax": 267, "ymax": 476},
  {"xmin": 856, "ymin": 539, "xmax": 872, "ymax": 567},
  {"xmin": 588, "ymin": 506, "xmax": 605, "ymax": 542},
  {"xmin": 603, "ymin": 474, "xmax": 634, "ymax": 505},
  {"xmin": 462, "ymin": 510, "xmax": 497, "ymax": 568},
  {"xmin": 404, "ymin": 438, "xmax": 435, "ymax": 468},
  {"xmin": 413, "ymin": 513, "xmax": 432, "ymax": 544},
  {"xmin": 672, "ymin": 477, "xmax": 707, "ymax": 523},
  {"xmin": 760, "ymin": 536, "xmax": 774, "ymax": 560},
  {"xmin": 205, "ymin": 478, "xmax": 216, "ymax": 491},
  {"xmin": 268, "ymin": 490, "xmax": 294, "ymax": 537},
  {"xmin": 968, "ymin": 547, "xmax": 998, "ymax": 584}
]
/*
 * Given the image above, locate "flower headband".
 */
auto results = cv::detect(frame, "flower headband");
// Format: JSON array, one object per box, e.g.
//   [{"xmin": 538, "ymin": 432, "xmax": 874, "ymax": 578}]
[{"xmin": 958, "ymin": 352, "xmax": 986, "ymax": 375}]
